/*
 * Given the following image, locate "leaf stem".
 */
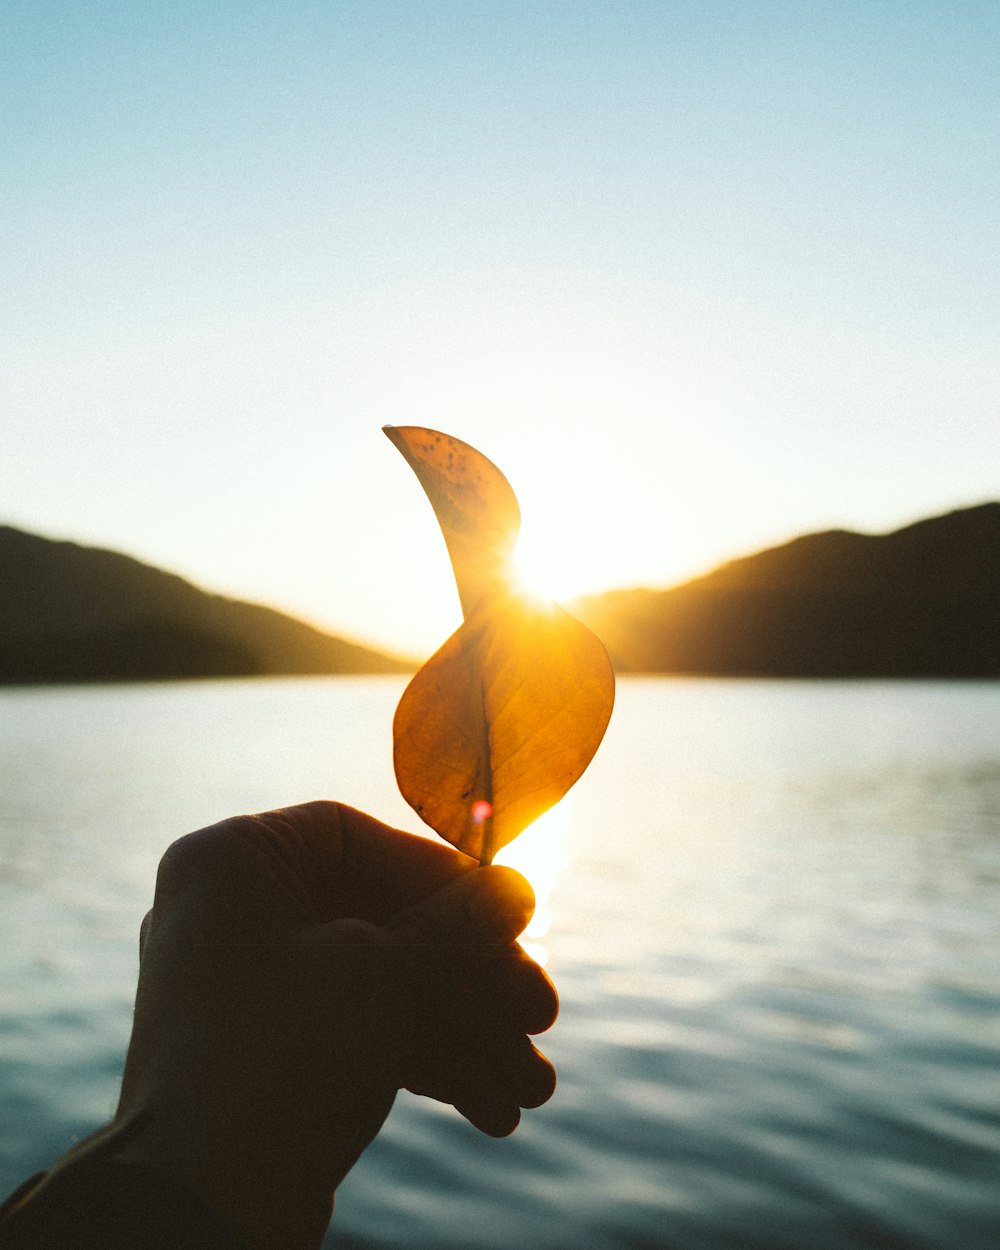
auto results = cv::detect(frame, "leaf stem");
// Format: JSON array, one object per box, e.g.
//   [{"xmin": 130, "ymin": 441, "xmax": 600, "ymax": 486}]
[{"xmin": 478, "ymin": 677, "xmax": 494, "ymax": 866}]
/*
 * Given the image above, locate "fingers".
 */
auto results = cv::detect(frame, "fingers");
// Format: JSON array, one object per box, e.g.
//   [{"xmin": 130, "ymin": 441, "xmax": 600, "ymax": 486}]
[
  {"xmin": 455, "ymin": 1095, "xmax": 522, "ymax": 1138},
  {"xmin": 390, "ymin": 863, "xmax": 535, "ymax": 950},
  {"xmin": 405, "ymin": 992, "xmax": 558, "ymax": 1133},
  {"xmin": 232, "ymin": 802, "xmax": 482, "ymax": 925},
  {"xmin": 390, "ymin": 869, "xmax": 556, "ymax": 1035},
  {"xmin": 454, "ymin": 1037, "xmax": 557, "ymax": 1135},
  {"xmin": 518, "ymin": 1043, "xmax": 558, "ymax": 1108},
  {"xmin": 300, "ymin": 801, "xmax": 476, "ymax": 903},
  {"xmin": 153, "ymin": 802, "xmax": 485, "ymax": 937},
  {"xmin": 486, "ymin": 1030, "xmax": 557, "ymax": 1110},
  {"xmin": 387, "ymin": 861, "xmax": 557, "ymax": 1133},
  {"xmin": 489, "ymin": 946, "xmax": 559, "ymax": 1035},
  {"xmin": 138, "ymin": 909, "xmax": 153, "ymax": 959}
]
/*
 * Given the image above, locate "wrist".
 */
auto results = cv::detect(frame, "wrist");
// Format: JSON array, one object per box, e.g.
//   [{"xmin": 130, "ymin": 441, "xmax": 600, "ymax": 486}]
[
  {"xmin": 0, "ymin": 1114, "xmax": 247, "ymax": 1249},
  {"xmin": 103, "ymin": 1102, "xmax": 336, "ymax": 1250}
]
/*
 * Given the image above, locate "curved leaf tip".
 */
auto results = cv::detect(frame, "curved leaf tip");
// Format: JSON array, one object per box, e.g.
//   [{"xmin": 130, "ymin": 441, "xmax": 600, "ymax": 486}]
[{"xmin": 383, "ymin": 426, "xmax": 520, "ymax": 617}]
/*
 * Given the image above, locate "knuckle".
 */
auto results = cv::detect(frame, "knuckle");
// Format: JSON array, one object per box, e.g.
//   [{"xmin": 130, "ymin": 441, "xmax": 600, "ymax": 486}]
[{"xmin": 154, "ymin": 822, "xmax": 241, "ymax": 896}]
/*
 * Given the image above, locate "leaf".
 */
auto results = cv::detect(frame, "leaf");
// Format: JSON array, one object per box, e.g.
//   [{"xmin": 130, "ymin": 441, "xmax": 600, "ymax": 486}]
[
  {"xmin": 385, "ymin": 425, "xmax": 614, "ymax": 864},
  {"xmin": 382, "ymin": 426, "xmax": 521, "ymax": 618}
]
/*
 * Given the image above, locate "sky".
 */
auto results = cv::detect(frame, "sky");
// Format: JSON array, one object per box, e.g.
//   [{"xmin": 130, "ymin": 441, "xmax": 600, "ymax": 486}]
[{"xmin": 3, "ymin": 0, "xmax": 998, "ymax": 658}]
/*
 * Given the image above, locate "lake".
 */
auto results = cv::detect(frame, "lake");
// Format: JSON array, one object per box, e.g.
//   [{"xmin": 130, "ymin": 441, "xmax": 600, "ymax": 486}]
[{"xmin": 1, "ymin": 677, "xmax": 998, "ymax": 1248}]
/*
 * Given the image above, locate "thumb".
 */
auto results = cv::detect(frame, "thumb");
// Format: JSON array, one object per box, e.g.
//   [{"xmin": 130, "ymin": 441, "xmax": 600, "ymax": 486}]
[{"xmin": 391, "ymin": 864, "xmax": 535, "ymax": 948}]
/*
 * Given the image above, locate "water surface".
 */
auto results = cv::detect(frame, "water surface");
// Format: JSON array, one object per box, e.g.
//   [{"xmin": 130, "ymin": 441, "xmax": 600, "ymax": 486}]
[{"xmin": 1, "ymin": 678, "xmax": 998, "ymax": 1248}]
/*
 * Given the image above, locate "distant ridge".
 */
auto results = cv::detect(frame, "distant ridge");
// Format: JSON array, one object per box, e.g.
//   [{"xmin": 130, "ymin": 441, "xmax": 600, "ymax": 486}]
[
  {"xmin": 0, "ymin": 526, "xmax": 410, "ymax": 684},
  {"xmin": 574, "ymin": 503, "xmax": 1000, "ymax": 677}
]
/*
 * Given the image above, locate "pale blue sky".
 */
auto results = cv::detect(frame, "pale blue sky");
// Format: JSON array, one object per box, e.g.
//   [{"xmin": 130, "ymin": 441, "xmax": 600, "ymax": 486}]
[{"xmin": 3, "ymin": 1, "xmax": 998, "ymax": 655}]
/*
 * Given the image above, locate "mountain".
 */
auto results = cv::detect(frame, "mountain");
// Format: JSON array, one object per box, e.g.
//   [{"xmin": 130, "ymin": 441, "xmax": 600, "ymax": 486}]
[
  {"xmin": 0, "ymin": 526, "xmax": 410, "ymax": 683},
  {"xmin": 574, "ymin": 503, "xmax": 1000, "ymax": 677}
]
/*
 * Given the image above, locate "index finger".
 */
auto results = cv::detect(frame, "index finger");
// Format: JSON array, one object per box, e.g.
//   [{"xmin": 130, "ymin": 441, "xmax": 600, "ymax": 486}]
[{"xmin": 252, "ymin": 800, "xmax": 479, "ymax": 923}]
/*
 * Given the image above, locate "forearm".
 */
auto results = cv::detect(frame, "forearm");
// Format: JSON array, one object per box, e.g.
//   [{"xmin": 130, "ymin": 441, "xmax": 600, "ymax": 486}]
[{"xmin": 0, "ymin": 1115, "xmax": 247, "ymax": 1249}]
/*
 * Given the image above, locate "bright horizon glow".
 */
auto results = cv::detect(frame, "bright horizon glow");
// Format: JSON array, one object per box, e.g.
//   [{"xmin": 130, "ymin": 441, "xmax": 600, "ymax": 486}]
[{"xmin": 2, "ymin": 2, "xmax": 998, "ymax": 658}]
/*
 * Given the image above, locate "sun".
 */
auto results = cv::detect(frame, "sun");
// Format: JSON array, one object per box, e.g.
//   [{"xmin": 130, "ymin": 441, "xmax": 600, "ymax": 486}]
[
  {"xmin": 506, "ymin": 468, "xmax": 636, "ymax": 606},
  {"xmin": 511, "ymin": 514, "xmax": 616, "ymax": 605},
  {"xmin": 509, "ymin": 533, "xmax": 566, "ymax": 602}
]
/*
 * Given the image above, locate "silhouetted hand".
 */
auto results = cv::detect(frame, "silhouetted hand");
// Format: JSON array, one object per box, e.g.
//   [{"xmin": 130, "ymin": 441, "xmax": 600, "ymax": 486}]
[{"xmin": 8, "ymin": 802, "xmax": 558, "ymax": 1250}]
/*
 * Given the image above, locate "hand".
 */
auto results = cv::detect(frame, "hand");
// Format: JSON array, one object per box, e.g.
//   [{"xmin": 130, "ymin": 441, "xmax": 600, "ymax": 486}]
[{"xmin": 105, "ymin": 801, "xmax": 557, "ymax": 1249}]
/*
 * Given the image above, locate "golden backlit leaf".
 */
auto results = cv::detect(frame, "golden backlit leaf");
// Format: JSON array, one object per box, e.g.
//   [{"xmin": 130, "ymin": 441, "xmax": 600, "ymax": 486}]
[
  {"xmin": 383, "ymin": 426, "xmax": 521, "ymax": 617},
  {"xmin": 393, "ymin": 594, "xmax": 614, "ymax": 862},
  {"xmin": 385, "ymin": 426, "xmax": 614, "ymax": 863}
]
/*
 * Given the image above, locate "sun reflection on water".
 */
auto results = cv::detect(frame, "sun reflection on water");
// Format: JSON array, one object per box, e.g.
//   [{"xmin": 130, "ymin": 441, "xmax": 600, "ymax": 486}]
[{"xmin": 493, "ymin": 798, "xmax": 572, "ymax": 967}]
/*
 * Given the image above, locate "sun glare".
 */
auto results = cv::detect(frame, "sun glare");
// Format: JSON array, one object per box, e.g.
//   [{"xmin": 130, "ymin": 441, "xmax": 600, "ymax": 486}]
[
  {"xmin": 493, "ymin": 799, "xmax": 573, "ymax": 967},
  {"xmin": 512, "ymin": 531, "xmax": 594, "ymax": 604},
  {"xmin": 510, "ymin": 479, "xmax": 629, "ymax": 605}
]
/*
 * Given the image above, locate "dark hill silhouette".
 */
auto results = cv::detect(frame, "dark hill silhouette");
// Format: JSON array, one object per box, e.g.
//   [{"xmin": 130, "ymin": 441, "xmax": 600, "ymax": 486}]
[
  {"xmin": 574, "ymin": 504, "xmax": 1000, "ymax": 677},
  {"xmin": 0, "ymin": 526, "xmax": 410, "ymax": 683}
]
